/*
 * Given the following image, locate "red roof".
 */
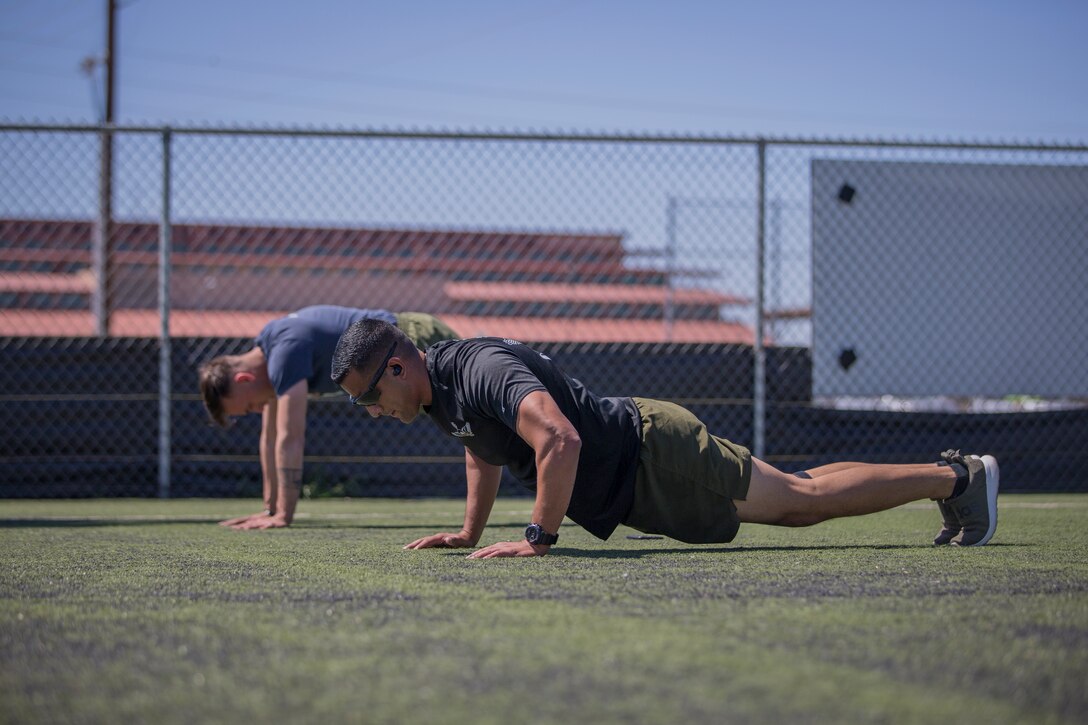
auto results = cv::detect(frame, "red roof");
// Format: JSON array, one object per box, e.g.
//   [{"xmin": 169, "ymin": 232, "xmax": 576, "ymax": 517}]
[
  {"xmin": 0, "ymin": 218, "xmax": 757, "ymax": 343},
  {"xmin": 0, "ymin": 310, "xmax": 755, "ymax": 344},
  {"xmin": 0, "ymin": 272, "xmax": 93, "ymax": 293},
  {"xmin": 443, "ymin": 281, "xmax": 748, "ymax": 306}
]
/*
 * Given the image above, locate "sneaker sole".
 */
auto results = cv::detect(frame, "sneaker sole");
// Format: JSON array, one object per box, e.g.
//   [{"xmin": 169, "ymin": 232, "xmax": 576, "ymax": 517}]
[
  {"xmin": 933, "ymin": 526, "xmax": 959, "ymax": 546},
  {"xmin": 958, "ymin": 455, "xmax": 1000, "ymax": 547}
]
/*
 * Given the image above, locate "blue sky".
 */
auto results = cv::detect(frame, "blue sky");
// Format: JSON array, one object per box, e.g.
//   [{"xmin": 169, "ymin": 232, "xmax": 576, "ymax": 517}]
[{"xmin": 2, "ymin": 0, "xmax": 1086, "ymax": 141}]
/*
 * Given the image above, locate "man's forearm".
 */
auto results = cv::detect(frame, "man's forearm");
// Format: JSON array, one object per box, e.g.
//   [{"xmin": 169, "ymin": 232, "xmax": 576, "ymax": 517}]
[
  {"xmin": 530, "ymin": 431, "xmax": 580, "ymax": 536},
  {"xmin": 260, "ymin": 450, "xmax": 278, "ymax": 513},
  {"xmin": 274, "ymin": 467, "xmax": 302, "ymax": 524},
  {"xmin": 462, "ymin": 452, "xmax": 501, "ymax": 543},
  {"xmin": 273, "ymin": 433, "xmax": 305, "ymax": 525},
  {"xmin": 271, "ymin": 381, "xmax": 308, "ymax": 525},
  {"xmin": 260, "ymin": 404, "xmax": 279, "ymax": 513},
  {"xmin": 516, "ymin": 392, "xmax": 580, "ymax": 536}
]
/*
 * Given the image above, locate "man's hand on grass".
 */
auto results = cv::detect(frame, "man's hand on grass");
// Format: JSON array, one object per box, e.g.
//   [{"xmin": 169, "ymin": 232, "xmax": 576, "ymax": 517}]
[
  {"xmin": 467, "ymin": 540, "xmax": 548, "ymax": 559},
  {"xmin": 219, "ymin": 511, "xmax": 272, "ymax": 527},
  {"xmin": 404, "ymin": 531, "xmax": 476, "ymax": 549},
  {"xmin": 230, "ymin": 514, "xmax": 290, "ymax": 530}
]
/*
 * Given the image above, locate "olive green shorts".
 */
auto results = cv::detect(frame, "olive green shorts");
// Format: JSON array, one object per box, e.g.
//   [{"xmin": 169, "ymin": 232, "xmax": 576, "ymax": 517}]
[
  {"xmin": 395, "ymin": 312, "xmax": 460, "ymax": 350},
  {"xmin": 623, "ymin": 397, "xmax": 752, "ymax": 544}
]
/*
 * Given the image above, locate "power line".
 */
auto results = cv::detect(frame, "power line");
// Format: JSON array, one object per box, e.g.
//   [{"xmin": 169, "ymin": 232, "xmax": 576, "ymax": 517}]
[
  {"xmin": 0, "ymin": 85, "xmax": 89, "ymax": 114},
  {"xmin": 122, "ymin": 44, "xmax": 767, "ymax": 120},
  {"xmin": 3, "ymin": 30, "xmax": 752, "ymax": 121},
  {"xmin": 0, "ymin": 2, "xmax": 98, "ymax": 43},
  {"xmin": 2, "ymin": 31, "xmax": 1082, "ymax": 137},
  {"xmin": 99, "ymin": 43, "xmax": 1056, "ymax": 134},
  {"xmin": 0, "ymin": 34, "xmax": 755, "ymax": 124}
]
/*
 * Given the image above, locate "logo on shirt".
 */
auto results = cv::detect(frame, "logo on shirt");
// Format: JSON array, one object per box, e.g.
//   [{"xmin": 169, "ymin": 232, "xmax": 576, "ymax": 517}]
[
  {"xmin": 501, "ymin": 338, "xmax": 549, "ymax": 360},
  {"xmin": 450, "ymin": 421, "xmax": 475, "ymax": 438}
]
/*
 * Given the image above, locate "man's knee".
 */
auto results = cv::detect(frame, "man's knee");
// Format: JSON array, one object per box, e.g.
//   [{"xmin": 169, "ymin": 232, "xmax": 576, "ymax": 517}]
[
  {"xmin": 741, "ymin": 466, "xmax": 829, "ymax": 527},
  {"xmin": 760, "ymin": 473, "xmax": 831, "ymax": 526}
]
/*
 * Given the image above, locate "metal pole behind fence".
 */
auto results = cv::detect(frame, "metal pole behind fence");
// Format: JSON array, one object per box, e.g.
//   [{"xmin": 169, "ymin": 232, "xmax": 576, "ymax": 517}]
[
  {"xmin": 92, "ymin": 128, "xmax": 111, "ymax": 336},
  {"xmin": 752, "ymin": 141, "xmax": 767, "ymax": 460},
  {"xmin": 92, "ymin": 0, "xmax": 118, "ymax": 337},
  {"xmin": 158, "ymin": 129, "xmax": 172, "ymax": 499}
]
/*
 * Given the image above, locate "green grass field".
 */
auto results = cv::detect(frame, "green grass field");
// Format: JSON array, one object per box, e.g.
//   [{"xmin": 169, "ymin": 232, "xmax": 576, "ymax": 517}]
[{"xmin": 2, "ymin": 495, "xmax": 1087, "ymax": 724}]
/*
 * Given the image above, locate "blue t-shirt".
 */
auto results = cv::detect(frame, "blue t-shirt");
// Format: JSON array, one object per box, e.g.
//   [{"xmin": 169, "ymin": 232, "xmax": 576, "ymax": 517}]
[{"xmin": 256, "ymin": 306, "xmax": 397, "ymax": 396}]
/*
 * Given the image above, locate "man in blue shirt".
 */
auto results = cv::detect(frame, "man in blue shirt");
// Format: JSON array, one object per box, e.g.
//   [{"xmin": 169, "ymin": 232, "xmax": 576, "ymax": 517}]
[
  {"xmin": 198, "ymin": 306, "xmax": 458, "ymax": 529},
  {"xmin": 330, "ymin": 319, "xmax": 1000, "ymax": 557}
]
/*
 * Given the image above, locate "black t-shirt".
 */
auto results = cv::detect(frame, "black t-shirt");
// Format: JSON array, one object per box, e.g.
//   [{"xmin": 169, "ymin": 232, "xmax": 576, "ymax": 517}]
[
  {"xmin": 256, "ymin": 306, "xmax": 397, "ymax": 396},
  {"xmin": 425, "ymin": 337, "xmax": 641, "ymax": 540}
]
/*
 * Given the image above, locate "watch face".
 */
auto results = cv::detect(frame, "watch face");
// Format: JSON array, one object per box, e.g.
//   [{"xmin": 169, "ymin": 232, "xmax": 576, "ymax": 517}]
[{"xmin": 525, "ymin": 524, "xmax": 540, "ymax": 544}]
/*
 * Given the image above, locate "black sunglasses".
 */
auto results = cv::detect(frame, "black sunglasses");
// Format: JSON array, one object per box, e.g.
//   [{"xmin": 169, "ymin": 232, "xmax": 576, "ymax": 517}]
[{"xmin": 349, "ymin": 342, "xmax": 398, "ymax": 407}]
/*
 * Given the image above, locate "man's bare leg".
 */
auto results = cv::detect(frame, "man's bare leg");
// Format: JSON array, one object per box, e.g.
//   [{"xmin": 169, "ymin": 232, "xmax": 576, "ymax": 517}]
[
  {"xmin": 734, "ymin": 458, "xmax": 958, "ymax": 527},
  {"xmin": 795, "ymin": 460, "xmax": 963, "ymax": 544},
  {"xmin": 798, "ymin": 461, "xmax": 941, "ymax": 478}
]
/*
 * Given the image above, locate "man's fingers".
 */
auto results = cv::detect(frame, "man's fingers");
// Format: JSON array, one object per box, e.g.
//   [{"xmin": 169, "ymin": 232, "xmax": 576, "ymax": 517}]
[
  {"xmin": 467, "ymin": 541, "xmax": 543, "ymax": 559},
  {"xmin": 220, "ymin": 512, "xmax": 269, "ymax": 527},
  {"xmin": 228, "ymin": 517, "xmax": 285, "ymax": 531},
  {"xmin": 404, "ymin": 536, "xmax": 441, "ymax": 549},
  {"xmin": 404, "ymin": 533, "xmax": 467, "ymax": 550},
  {"xmin": 467, "ymin": 543, "xmax": 510, "ymax": 559},
  {"xmin": 254, "ymin": 520, "xmax": 287, "ymax": 530}
]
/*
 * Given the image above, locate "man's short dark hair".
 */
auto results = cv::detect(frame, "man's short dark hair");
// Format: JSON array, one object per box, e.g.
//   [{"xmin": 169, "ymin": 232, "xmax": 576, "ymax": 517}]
[
  {"xmin": 198, "ymin": 356, "xmax": 235, "ymax": 428},
  {"xmin": 331, "ymin": 319, "xmax": 411, "ymax": 386}
]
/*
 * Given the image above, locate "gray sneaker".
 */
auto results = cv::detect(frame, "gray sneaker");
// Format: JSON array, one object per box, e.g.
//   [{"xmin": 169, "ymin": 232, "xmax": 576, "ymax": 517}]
[
  {"xmin": 933, "ymin": 504, "xmax": 961, "ymax": 545},
  {"xmin": 933, "ymin": 449, "xmax": 964, "ymax": 545},
  {"xmin": 946, "ymin": 454, "xmax": 1000, "ymax": 547}
]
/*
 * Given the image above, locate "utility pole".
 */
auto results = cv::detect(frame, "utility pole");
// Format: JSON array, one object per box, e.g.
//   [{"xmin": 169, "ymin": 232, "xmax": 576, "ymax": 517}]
[{"xmin": 91, "ymin": 0, "xmax": 117, "ymax": 335}]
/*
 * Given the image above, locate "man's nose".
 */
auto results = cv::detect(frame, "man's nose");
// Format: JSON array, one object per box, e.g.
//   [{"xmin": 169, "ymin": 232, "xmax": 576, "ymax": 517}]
[{"xmin": 365, "ymin": 403, "xmax": 383, "ymax": 418}]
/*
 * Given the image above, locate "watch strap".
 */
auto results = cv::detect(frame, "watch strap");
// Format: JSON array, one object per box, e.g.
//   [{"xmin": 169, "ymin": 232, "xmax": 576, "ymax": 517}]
[{"xmin": 525, "ymin": 523, "xmax": 559, "ymax": 546}]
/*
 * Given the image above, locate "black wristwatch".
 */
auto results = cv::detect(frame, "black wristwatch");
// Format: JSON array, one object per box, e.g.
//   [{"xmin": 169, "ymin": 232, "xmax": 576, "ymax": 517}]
[{"xmin": 525, "ymin": 523, "xmax": 559, "ymax": 546}]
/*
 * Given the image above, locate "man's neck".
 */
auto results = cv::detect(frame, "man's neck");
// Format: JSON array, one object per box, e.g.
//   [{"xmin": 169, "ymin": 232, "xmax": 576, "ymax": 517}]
[
  {"xmin": 240, "ymin": 347, "xmax": 268, "ymax": 380},
  {"xmin": 420, "ymin": 350, "xmax": 433, "ymax": 407}
]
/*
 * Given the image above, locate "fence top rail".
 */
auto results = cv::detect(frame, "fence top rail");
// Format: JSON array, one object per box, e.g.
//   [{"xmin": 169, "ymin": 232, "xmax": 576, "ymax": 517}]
[{"xmin": 1, "ymin": 121, "xmax": 1086, "ymax": 153}]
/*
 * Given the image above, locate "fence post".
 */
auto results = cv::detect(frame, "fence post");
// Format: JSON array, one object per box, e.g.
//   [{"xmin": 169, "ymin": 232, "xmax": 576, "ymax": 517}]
[
  {"xmin": 158, "ymin": 128, "xmax": 172, "ymax": 499},
  {"xmin": 753, "ymin": 140, "xmax": 766, "ymax": 460},
  {"xmin": 91, "ymin": 125, "xmax": 112, "ymax": 336}
]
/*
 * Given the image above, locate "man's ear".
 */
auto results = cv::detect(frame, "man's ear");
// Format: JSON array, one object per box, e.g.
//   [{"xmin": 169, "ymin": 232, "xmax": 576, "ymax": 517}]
[{"xmin": 233, "ymin": 371, "xmax": 256, "ymax": 384}]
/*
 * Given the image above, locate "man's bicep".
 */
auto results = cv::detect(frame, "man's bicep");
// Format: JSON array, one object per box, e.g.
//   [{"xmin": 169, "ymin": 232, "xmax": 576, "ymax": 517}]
[
  {"xmin": 276, "ymin": 379, "xmax": 309, "ymax": 438},
  {"xmin": 515, "ymin": 390, "xmax": 578, "ymax": 451}
]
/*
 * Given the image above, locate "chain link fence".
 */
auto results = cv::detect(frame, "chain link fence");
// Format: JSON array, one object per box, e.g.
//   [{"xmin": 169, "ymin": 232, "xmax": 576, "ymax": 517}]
[{"xmin": 2, "ymin": 124, "xmax": 1086, "ymax": 498}]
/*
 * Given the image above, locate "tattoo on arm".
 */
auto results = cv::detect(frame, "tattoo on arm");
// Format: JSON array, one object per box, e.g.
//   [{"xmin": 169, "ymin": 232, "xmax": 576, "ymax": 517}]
[{"xmin": 280, "ymin": 468, "xmax": 303, "ymax": 493}]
